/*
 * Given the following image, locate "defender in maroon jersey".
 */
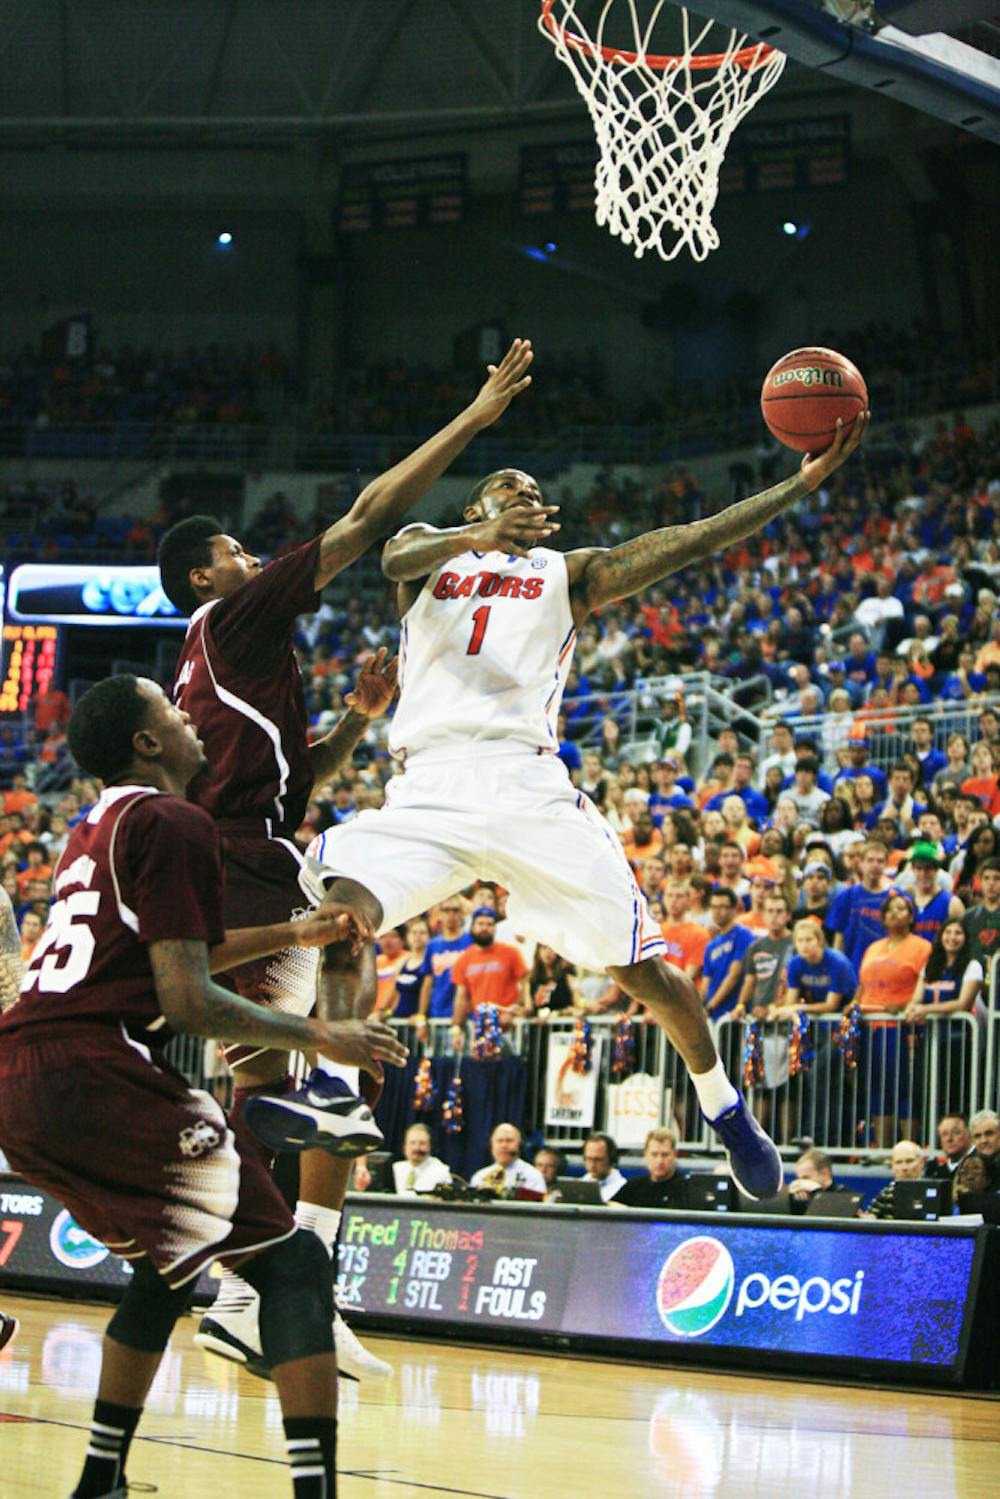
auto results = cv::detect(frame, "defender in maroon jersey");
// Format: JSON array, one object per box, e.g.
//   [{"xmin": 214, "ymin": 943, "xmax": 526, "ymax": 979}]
[
  {"xmin": 157, "ymin": 338, "xmax": 534, "ymax": 1380},
  {"xmin": 0, "ymin": 674, "xmax": 407, "ymax": 1498}
]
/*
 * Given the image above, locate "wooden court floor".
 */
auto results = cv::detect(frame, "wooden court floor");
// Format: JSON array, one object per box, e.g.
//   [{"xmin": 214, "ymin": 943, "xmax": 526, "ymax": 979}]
[{"xmin": 1, "ymin": 1293, "xmax": 998, "ymax": 1498}]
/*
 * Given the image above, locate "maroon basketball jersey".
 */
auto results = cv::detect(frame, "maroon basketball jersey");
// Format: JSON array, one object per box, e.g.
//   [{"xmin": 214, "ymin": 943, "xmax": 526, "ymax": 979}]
[
  {"xmin": 0, "ymin": 787, "xmax": 224, "ymax": 1047},
  {"xmin": 172, "ymin": 536, "xmax": 322, "ymax": 835}
]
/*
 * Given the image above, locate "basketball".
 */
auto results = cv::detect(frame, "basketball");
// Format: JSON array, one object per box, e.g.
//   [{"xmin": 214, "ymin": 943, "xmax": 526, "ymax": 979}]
[{"xmin": 760, "ymin": 347, "xmax": 868, "ymax": 454}]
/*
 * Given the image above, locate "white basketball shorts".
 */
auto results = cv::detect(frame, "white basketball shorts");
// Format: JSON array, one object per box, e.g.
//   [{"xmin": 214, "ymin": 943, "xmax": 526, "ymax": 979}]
[{"xmin": 305, "ymin": 746, "xmax": 666, "ymax": 973}]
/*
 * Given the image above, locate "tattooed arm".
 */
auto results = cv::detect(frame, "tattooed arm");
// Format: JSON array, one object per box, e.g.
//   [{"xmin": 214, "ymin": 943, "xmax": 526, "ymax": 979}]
[
  {"xmin": 566, "ymin": 414, "xmax": 868, "ymax": 623},
  {"xmin": 0, "ymin": 889, "xmax": 24, "ymax": 1012}
]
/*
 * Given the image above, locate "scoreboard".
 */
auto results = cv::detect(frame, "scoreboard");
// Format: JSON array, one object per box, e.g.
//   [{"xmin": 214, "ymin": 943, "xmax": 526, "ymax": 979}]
[{"xmin": 0, "ymin": 624, "xmax": 60, "ymax": 715}]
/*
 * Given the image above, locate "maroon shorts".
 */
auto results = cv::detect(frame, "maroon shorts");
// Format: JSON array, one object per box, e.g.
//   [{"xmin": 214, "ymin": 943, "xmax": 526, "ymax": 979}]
[
  {"xmin": 219, "ymin": 830, "xmax": 319, "ymax": 1069},
  {"xmin": 0, "ymin": 1026, "xmax": 294, "ymax": 1289}
]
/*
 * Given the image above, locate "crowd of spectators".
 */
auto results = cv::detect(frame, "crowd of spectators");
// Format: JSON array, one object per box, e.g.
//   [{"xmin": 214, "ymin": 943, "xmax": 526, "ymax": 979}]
[
  {"xmin": 0, "ymin": 342, "xmax": 284, "ymax": 431},
  {"xmin": 2, "ymin": 318, "xmax": 993, "ymax": 446},
  {"xmin": 316, "ymin": 320, "xmax": 995, "ymax": 444},
  {"xmin": 2, "ymin": 351, "xmax": 999, "ymax": 1173}
]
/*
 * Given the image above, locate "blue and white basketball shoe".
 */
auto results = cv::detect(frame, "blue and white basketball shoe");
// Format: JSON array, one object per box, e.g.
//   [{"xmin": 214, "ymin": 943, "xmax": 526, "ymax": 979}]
[
  {"xmin": 706, "ymin": 1092, "xmax": 783, "ymax": 1200},
  {"xmin": 244, "ymin": 1070, "xmax": 383, "ymax": 1158}
]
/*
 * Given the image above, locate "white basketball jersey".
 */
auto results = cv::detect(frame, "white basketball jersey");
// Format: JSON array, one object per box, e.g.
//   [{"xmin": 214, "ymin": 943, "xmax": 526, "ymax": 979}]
[{"xmin": 389, "ymin": 544, "xmax": 577, "ymax": 759}]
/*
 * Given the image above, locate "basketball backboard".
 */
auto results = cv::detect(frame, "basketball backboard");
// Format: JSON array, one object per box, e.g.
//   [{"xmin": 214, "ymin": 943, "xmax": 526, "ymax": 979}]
[{"xmin": 680, "ymin": 0, "xmax": 1000, "ymax": 143}]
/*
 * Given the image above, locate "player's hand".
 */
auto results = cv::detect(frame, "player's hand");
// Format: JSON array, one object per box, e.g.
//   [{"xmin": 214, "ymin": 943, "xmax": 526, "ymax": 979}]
[
  {"xmin": 466, "ymin": 502, "xmax": 560, "ymax": 559},
  {"xmin": 312, "ymin": 1017, "xmax": 409, "ymax": 1079},
  {"xmin": 468, "ymin": 337, "xmax": 534, "ymax": 428},
  {"xmin": 297, "ymin": 902, "xmax": 374, "ymax": 956},
  {"xmin": 345, "ymin": 648, "xmax": 398, "ymax": 720},
  {"xmin": 799, "ymin": 410, "xmax": 869, "ymax": 493}
]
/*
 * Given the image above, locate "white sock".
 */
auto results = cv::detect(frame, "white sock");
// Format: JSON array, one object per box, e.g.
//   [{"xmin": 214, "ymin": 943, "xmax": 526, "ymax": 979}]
[
  {"xmin": 311, "ymin": 1057, "xmax": 360, "ymax": 1092},
  {"xmin": 212, "ymin": 1266, "xmax": 258, "ymax": 1315},
  {"xmin": 295, "ymin": 1202, "xmax": 342, "ymax": 1257},
  {"xmin": 691, "ymin": 1058, "xmax": 739, "ymax": 1120}
]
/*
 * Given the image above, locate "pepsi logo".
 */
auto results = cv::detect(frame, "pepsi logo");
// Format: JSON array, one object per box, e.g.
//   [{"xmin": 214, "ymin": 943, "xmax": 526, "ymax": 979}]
[{"xmin": 656, "ymin": 1236, "xmax": 734, "ymax": 1337}]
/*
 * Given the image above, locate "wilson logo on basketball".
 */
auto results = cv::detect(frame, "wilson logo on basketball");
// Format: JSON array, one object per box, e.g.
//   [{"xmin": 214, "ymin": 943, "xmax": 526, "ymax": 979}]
[
  {"xmin": 656, "ymin": 1236, "xmax": 735, "ymax": 1337},
  {"xmin": 772, "ymin": 366, "xmax": 844, "ymax": 389}
]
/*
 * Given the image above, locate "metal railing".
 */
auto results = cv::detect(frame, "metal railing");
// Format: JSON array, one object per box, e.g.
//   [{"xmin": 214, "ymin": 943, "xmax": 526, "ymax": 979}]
[
  {"xmin": 519, "ymin": 1014, "xmax": 703, "ymax": 1152},
  {"xmin": 559, "ymin": 673, "xmax": 1000, "ymax": 780},
  {"xmin": 761, "ymin": 696, "xmax": 1000, "ymax": 773},
  {"xmin": 561, "ymin": 669, "xmax": 774, "ymax": 772},
  {"xmin": 164, "ymin": 1005, "xmax": 995, "ymax": 1163},
  {"xmin": 716, "ymin": 1010, "xmax": 983, "ymax": 1155},
  {"xmin": 986, "ymin": 955, "xmax": 1000, "ymax": 1115},
  {"xmin": 0, "ymin": 420, "xmax": 271, "ymax": 465}
]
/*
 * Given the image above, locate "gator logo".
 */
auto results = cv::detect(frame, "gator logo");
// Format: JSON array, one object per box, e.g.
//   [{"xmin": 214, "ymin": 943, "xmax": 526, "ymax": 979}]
[
  {"xmin": 49, "ymin": 1210, "xmax": 110, "ymax": 1271},
  {"xmin": 656, "ymin": 1236, "xmax": 734, "ymax": 1337}
]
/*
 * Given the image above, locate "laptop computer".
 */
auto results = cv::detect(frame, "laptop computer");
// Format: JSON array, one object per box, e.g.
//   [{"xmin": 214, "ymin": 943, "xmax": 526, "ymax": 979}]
[
  {"xmin": 892, "ymin": 1178, "xmax": 946, "ymax": 1222},
  {"xmin": 555, "ymin": 1177, "xmax": 606, "ymax": 1205},
  {"xmin": 737, "ymin": 1189, "xmax": 792, "ymax": 1214},
  {"xmin": 684, "ymin": 1174, "xmax": 733, "ymax": 1212},
  {"xmin": 804, "ymin": 1190, "xmax": 863, "ymax": 1219}
]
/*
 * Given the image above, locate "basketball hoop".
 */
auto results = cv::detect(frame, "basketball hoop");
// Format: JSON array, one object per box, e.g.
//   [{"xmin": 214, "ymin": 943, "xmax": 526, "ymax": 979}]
[{"xmin": 538, "ymin": 0, "xmax": 787, "ymax": 262}]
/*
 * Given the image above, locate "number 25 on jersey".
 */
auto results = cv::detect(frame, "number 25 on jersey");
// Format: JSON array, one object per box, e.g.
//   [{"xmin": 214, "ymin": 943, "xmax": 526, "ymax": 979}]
[{"xmin": 21, "ymin": 892, "xmax": 100, "ymax": 995}]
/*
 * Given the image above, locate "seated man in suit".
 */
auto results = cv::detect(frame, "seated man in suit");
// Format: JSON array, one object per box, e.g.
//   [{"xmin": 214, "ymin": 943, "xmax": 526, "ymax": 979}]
[
  {"xmin": 392, "ymin": 1123, "xmax": 452, "ymax": 1196},
  {"xmin": 470, "ymin": 1123, "xmax": 546, "ymax": 1197}
]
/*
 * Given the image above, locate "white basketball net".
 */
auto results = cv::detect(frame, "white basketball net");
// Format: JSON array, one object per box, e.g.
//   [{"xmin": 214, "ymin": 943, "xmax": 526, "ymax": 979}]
[{"xmin": 538, "ymin": 0, "xmax": 787, "ymax": 261}]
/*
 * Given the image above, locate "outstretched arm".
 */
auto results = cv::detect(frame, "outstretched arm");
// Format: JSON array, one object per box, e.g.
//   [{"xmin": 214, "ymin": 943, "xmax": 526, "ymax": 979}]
[
  {"xmin": 0, "ymin": 890, "xmax": 23, "ymax": 1012},
  {"xmin": 308, "ymin": 649, "xmax": 398, "ymax": 784},
  {"xmin": 382, "ymin": 504, "xmax": 561, "ymax": 583},
  {"xmin": 314, "ymin": 340, "xmax": 534, "ymax": 590},
  {"xmin": 209, "ymin": 902, "xmax": 372, "ymax": 976},
  {"xmin": 150, "ymin": 938, "xmax": 407, "ymax": 1077},
  {"xmin": 567, "ymin": 414, "xmax": 868, "ymax": 621}
]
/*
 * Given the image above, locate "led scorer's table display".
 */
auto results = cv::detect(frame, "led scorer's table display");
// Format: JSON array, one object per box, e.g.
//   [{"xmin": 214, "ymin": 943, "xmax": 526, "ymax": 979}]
[
  {"xmin": 337, "ymin": 1209, "xmax": 559, "ymax": 1323},
  {"xmin": 336, "ymin": 1198, "xmax": 986, "ymax": 1379}
]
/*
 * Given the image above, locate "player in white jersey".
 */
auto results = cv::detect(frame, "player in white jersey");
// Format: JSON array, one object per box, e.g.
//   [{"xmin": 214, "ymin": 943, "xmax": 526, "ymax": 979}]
[{"xmin": 257, "ymin": 408, "xmax": 867, "ymax": 1200}]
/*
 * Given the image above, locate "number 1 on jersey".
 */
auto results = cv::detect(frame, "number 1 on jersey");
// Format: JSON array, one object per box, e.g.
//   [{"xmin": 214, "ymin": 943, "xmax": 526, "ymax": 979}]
[{"xmin": 466, "ymin": 605, "xmax": 491, "ymax": 656}]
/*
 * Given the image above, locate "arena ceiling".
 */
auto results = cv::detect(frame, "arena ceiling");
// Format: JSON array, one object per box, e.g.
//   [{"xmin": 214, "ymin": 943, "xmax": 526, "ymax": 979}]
[{"xmin": 0, "ymin": 0, "xmax": 847, "ymax": 144}]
